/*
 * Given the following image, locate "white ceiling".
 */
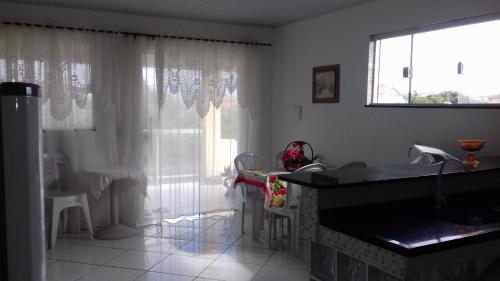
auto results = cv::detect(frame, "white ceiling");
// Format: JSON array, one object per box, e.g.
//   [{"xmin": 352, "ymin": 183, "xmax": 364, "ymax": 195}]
[{"xmin": 2, "ymin": 0, "xmax": 375, "ymax": 27}]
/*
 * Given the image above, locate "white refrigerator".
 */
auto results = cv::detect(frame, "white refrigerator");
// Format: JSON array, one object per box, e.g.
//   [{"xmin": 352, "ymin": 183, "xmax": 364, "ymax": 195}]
[{"xmin": 0, "ymin": 82, "xmax": 45, "ymax": 281}]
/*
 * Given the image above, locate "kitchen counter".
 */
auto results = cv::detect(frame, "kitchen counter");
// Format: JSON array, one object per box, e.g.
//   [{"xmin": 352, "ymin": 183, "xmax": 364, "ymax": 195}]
[
  {"xmin": 291, "ymin": 156, "xmax": 500, "ymax": 280},
  {"xmin": 278, "ymin": 156, "xmax": 500, "ymax": 190},
  {"xmin": 319, "ymin": 189, "xmax": 500, "ymax": 257}
]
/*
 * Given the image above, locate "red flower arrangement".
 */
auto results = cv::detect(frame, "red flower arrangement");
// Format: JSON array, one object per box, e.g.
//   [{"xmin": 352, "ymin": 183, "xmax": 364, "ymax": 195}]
[{"xmin": 281, "ymin": 141, "xmax": 314, "ymax": 171}]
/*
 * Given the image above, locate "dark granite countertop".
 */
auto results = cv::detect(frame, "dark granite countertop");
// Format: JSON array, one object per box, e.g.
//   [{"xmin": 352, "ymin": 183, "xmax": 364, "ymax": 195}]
[
  {"xmin": 279, "ymin": 156, "xmax": 500, "ymax": 189},
  {"xmin": 319, "ymin": 189, "xmax": 500, "ymax": 257}
]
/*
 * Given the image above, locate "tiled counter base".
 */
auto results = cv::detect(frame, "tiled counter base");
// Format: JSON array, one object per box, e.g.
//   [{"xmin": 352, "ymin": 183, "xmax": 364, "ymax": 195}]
[
  {"xmin": 301, "ymin": 188, "xmax": 319, "ymax": 241},
  {"xmin": 310, "ymin": 226, "xmax": 495, "ymax": 281}
]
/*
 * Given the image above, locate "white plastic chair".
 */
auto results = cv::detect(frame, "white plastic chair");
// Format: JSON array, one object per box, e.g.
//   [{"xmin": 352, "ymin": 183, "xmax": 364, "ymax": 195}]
[
  {"xmin": 268, "ymin": 163, "xmax": 327, "ymax": 253},
  {"xmin": 274, "ymin": 151, "xmax": 284, "ymax": 170},
  {"xmin": 234, "ymin": 152, "xmax": 266, "ymax": 234},
  {"xmin": 43, "ymin": 153, "xmax": 93, "ymax": 249}
]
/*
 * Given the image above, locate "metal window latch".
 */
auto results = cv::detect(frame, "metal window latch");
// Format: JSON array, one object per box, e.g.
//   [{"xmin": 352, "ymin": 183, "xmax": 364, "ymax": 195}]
[
  {"xmin": 403, "ymin": 67, "xmax": 412, "ymax": 78},
  {"xmin": 458, "ymin": 62, "xmax": 464, "ymax": 74}
]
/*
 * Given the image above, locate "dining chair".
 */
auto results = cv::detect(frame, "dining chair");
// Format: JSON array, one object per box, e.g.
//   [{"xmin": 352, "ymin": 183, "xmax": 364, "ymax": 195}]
[
  {"xmin": 234, "ymin": 152, "xmax": 266, "ymax": 234},
  {"xmin": 274, "ymin": 151, "xmax": 284, "ymax": 170},
  {"xmin": 268, "ymin": 163, "xmax": 327, "ymax": 253},
  {"xmin": 43, "ymin": 153, "xmax": 93, "ymax": 249}
]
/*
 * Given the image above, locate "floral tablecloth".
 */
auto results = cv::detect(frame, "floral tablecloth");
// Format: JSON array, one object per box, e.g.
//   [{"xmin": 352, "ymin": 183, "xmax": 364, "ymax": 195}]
[{"xmin": 233, "ymin": 169, "xmax": 290, "ymax": 209}]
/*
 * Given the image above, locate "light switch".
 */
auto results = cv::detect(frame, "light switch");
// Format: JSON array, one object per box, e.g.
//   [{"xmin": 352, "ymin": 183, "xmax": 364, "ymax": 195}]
[{"xmin": 292, "ymin": 105, "xmax": 302, "ymax": 121}]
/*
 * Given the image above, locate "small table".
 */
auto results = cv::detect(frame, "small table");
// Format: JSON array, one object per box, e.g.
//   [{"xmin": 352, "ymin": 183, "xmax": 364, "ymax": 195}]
[
  {"xmin": 234, "ymin": 170, "xmax": 289, "ymax": 239},
  {"xmin": 78, "ymin": 166, "xmax": 147, "ymax": 239}
]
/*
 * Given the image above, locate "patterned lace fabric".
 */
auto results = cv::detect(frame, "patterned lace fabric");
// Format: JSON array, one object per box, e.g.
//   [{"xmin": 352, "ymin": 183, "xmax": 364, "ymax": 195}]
[
  {"xmin": 153, "ymin": 39, "xmax": 260, "ymax": 117},
  {"xmin": 0, "ymin": 25, "xmax": 261, "ymax": 125},
  {"xmin": 0, "ymin": 25, "xmax": 92, "ymax": 128}
]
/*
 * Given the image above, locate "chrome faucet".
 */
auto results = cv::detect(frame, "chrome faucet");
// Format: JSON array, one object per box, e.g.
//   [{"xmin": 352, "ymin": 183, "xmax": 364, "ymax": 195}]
[{"xmin": 435, "ymin": 158, "xmax": 469, "ymax": 209}]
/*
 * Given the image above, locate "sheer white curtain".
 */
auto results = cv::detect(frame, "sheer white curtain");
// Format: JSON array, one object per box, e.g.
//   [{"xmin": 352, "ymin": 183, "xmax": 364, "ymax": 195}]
[
  {"xmin": 0, "ymin": 25, "xmax": 93, "ymax": 130},
  {"xmin": 0, "ymin": 26, "xmax": 149, "ymax": 227},
  {"xmin": 0, "ymin": 24, "xmax": 264, "ymax": 226},
  {"xmin": 142, "ymin": 39, "xmax": 262, "ymax": 222}
]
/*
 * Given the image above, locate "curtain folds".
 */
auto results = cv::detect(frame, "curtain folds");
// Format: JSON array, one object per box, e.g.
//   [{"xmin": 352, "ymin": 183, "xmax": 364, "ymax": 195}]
[
  {"xmin": 153, "ymin": 39, "xmax": 260, "ymax": 118},
  {"xmin": 0, "ymin": 25, "xmax": 93, "ymax": 129},
  {"xmin": 0, "ymin": 24, "xmax": 264, "ymax": 226},
  {"xmin": 0, "ymin": 25, "xmax": 261, "ymax": 122}
]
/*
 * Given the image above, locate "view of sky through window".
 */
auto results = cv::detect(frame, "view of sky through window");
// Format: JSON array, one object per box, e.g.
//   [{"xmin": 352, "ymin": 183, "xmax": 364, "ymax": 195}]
[{"xmin": 369, "ymin": 18, "xmax": 500, "ymax": 105}]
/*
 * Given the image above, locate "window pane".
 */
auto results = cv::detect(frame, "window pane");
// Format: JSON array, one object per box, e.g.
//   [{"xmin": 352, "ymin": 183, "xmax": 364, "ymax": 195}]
[
  {"xmin": 458, "ymin": 20, "xmax": 500, "ymax": 104},
  {"xmin": 373, "ymin": 35, "xmax": 411, "ymax": 103},
  {"xmin": 412, "ymin": 25, "xmax": 468, "ymax": 104},
  {"xmin": 369, "ymin": 17, "xmax": 500, "ymax": 106},
  {"xmin": 411, "ymin": 19, "xmax": 500, "ymax": 105}
]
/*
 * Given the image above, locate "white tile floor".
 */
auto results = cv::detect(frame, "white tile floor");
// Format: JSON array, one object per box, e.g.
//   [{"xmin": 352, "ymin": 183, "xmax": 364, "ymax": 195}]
[{"xmin": 46, "ymin": 210, "xmax": 311, "ymax": 281}]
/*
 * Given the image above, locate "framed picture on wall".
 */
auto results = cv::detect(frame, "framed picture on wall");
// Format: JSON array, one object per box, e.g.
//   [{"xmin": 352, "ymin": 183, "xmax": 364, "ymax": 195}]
[{"xmin": 312, "ymin": 64, "xmax": 340, "ymax": 103}]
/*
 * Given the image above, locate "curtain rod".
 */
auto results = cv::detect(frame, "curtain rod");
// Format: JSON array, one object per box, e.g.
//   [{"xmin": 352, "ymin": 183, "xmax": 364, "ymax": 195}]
[{"xmin": 1, "ymin": 21, "xmax": 272, "ymax": 47}]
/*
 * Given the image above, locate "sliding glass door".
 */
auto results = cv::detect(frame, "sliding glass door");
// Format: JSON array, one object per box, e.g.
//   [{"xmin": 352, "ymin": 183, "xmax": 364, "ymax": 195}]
[{"xmin": 141, "ymin": 61, "xmax": 240, "ymax": 224}]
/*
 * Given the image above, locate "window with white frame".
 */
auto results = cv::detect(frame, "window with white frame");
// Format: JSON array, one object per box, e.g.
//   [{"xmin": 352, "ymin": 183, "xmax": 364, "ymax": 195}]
[{"xmin": 367, "ymin": 16, "xmax": 500, "ymax": 106}]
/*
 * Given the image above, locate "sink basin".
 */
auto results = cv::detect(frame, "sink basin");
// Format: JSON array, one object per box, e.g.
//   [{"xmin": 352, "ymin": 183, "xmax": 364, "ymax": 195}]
[{"xmin": 438, "ymin": 207, "xmax": 500, "ymax": 226}]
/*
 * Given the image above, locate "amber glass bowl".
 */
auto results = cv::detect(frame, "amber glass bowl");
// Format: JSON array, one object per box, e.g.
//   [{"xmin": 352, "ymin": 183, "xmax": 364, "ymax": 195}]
[
  {"xmin": 458, "ymin": 140, "xmax": 486, "ymax": 152},
  {"xmin": 458, "ymin": 139, "xmax": 486, "ymax": 168}
]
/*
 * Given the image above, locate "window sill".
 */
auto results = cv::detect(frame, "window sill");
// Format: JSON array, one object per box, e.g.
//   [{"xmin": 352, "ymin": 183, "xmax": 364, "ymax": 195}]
[{"xmin": 365, "ymin": 104, "xmax": 500, "ymax": 109}]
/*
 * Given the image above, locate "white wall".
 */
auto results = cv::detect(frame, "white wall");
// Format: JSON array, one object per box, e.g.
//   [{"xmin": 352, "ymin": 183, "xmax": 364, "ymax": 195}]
[
  {"xmin": 271, "ymin": 0, "xmax": 500, "ymax": 166},
  {"xmin": 0, "ymin": 2, "xmax": 272, "ymax": 42}
]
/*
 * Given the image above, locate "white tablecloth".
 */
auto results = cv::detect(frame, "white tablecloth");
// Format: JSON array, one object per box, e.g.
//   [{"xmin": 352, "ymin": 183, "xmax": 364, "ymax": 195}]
[{"xmin": 78, "ymin": 166, "xmax": 147, "ymax": 199}]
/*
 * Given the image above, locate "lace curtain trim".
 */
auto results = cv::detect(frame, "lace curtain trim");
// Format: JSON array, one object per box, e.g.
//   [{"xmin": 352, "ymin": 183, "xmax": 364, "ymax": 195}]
[{"xmin": 0, "ymin": 25, "xmax": 260, "ymax": 119}]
